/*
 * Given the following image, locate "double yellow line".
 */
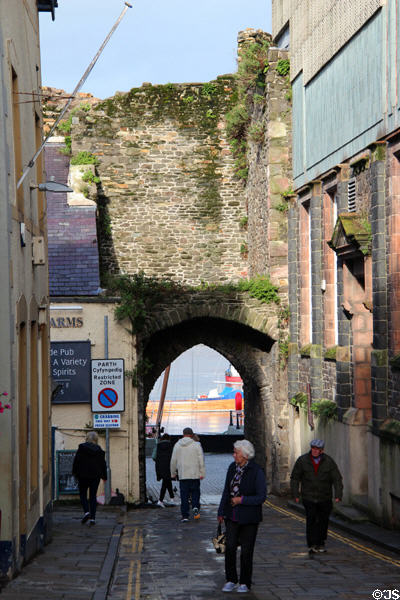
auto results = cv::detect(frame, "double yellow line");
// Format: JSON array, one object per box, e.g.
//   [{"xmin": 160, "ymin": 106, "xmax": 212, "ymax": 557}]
[
  {"xmin": 265, "ymin": 500, "xmax": 400, "ymax": 567},
  {"xmin": 126, "ymin": 527, "xmax": 143, "ymax": 600}
]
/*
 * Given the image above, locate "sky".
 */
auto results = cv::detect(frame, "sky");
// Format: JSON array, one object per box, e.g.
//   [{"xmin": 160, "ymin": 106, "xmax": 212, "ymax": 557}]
[
  {"xmin": 39, "ymin": 0, "xmax": 271, "ymax": 99},
  {"xmin": 149, "ymin": 345, "xmax": 230, "ymax": 401}
]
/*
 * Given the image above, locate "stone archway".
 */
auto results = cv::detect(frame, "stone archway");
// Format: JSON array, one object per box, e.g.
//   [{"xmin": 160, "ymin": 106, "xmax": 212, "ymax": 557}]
[{"xmin": 137, "ymin": 310, "xmax": 290, "ymax": 502}]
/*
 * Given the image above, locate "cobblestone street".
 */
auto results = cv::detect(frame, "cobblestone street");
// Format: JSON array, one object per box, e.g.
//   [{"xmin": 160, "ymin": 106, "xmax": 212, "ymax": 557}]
[
  {"xmin": 1, "ymin": 455, "xmax": 399, "ymax": 599},
  {"xmin": 0, "ymin": 507, "xmax": 123, "ymax": 600},
  {"xmin": 109, "ymin": 500, "xmax": 400, "ymax": 600},
  {"xmin": 145, "ymin": 453, "xmax": 233, "ymax": 506},
  {"xmin": 108, "ymin": 455, "xmax": 400, "ymax": 600}
]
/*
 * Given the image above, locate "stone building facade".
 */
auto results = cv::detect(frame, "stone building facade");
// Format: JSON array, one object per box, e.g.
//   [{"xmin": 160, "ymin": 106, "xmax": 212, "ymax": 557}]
[
  {"xmin": 244, "ymin": 30, "xmax": 292, "ymax": 294},
  {"xmin": 273, "ymin": 0, "xmax": 400, "ymax": 527},
  {"xmin": 0, "ymin": 1, "xmax": 57, "ymax": 579},
  {"xmin": 44, "ymin": 139, "xmax": 140, "ymax": 504},
  {"xmin": 44, "ymin": 30, "xmax": 292, "ymax": 501}
]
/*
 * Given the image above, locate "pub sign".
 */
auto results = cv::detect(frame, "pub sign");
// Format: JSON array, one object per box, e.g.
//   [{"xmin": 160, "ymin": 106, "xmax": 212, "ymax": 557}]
[{"xmin": 51, "ymin": 341, "xmax": 91, "ymax": 403}]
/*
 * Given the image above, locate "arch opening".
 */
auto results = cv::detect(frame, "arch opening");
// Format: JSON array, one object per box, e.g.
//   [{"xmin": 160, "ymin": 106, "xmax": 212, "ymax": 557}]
[
  {"xmin": 147, "ymin": 344, "xmax": 243, "ymax": 435},
  {"xmin": 137, "ymin": 316, "xmax": 287, "ymax": 502}
]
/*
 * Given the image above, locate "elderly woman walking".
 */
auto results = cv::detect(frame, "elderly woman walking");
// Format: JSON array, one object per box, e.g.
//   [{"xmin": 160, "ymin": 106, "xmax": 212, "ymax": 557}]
[
  {"xmin": 73, "ymin": 431, "xmax": 107, "ymax": 526},
  {"xmin": 218, "ymin": 440, "xmax": 267, "ymax": 593}
]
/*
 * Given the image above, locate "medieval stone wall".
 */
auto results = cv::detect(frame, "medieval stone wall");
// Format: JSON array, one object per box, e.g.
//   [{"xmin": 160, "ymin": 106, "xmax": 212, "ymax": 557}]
[
  {"xmin": 66, "ymin": 79, "xmax": 248, "ymax": 286},
  {"xmin": 245, "ymin": 40, "xmax": 291, "ymax": 296},
  {"xmin": 43, "ymin": 34, "xmax": 291, "ymax": 295},
  {"xmin": 42, "ymin": 30, "xmax": 293, "ymax": 497}
]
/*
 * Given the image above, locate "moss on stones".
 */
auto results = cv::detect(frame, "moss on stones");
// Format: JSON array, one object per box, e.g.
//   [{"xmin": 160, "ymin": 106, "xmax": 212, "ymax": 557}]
[{"xmin": 94, "ymin": 78, "xmax": 236, "ymax": 134}]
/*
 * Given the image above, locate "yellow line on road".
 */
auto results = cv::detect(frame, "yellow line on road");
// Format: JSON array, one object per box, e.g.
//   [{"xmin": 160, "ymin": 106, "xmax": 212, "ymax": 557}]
[
  {"xmin": 126, "ymin": 559, "xmax": 135, "ymax": 600},
  {"xmin": 135, "ymin": 559, "xmax": 142, "ymax": 600},
  {"xmin": 138, "ymin": 532, "xmax": 143, "ymax": 554},
  {"xmin": 131, "ymin": 528, "xmax": 138, "ymax": 553},
  {"xmin": 265, "ymin": 499, "xmax": 400, "ymax": 567},
  {"xmin": 125, "ymin": 529, "xmax": 143, "ymax": 599}
]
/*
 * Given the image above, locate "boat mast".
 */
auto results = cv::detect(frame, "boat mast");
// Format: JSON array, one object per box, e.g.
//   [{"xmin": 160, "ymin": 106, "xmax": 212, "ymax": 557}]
[{"xmin": 155, "ymin": 365, "xmax": 171, "ymax": 437}]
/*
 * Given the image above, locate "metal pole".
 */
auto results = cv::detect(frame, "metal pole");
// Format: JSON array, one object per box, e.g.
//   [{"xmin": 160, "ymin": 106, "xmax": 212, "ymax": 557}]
[
  {"xmin": 104, "ymin": 316, "xmax": 112, "ymax": 504},
  {"xmin": 17, "ymin": 2, "xmax": 133, "ymax": 190},
  {"xmin": 155, "ymin": 366, "xmax": 170, "ymax": 437}
]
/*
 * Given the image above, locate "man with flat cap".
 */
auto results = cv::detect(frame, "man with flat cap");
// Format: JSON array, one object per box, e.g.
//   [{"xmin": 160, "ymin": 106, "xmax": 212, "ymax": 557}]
[
  {"xmin": 170, "ymin": 427, "xmax": 205, "ymax": 522},
  {"xmin": 290, "ymin": 439, "xmax": 343, "ymax": 554}
]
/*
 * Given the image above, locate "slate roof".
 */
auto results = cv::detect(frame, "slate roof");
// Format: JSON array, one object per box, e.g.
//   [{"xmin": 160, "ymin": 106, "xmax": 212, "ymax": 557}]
[{"xmin": 45, "ymin": 144, "xmax": 100, "ymax": 296}]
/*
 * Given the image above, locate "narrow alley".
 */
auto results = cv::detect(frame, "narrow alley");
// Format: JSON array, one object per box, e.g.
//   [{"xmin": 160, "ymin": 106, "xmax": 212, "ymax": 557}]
[
  {"xmin": 1, "ymin": 454, "xmax": 399, "ymax": 600},
  {"xmin": 108, "ymin": 500, "xmax": 400, "ymax": 600}
]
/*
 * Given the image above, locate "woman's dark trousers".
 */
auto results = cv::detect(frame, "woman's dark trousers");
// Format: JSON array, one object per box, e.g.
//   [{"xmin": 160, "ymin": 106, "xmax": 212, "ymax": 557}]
[
  {"xmin": 78, "ymin": 477, "xmax": 100, "ymax": 519},
  {"xmin": 225, "ymin": 520, "xmax": 259, "ymax": 588},
  {"xmin": 159, "ymin": 476, "xmax": 174, "ymax": 502},
  {"xmin": 302, "ymin": 499, "xmax": 332, "ymax": 547}
]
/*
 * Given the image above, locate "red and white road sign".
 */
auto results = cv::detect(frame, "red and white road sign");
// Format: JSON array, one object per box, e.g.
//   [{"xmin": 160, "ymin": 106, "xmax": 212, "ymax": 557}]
[{"xmin": 91, "ymin": 359, "xmax": 125, "ymax": 412}]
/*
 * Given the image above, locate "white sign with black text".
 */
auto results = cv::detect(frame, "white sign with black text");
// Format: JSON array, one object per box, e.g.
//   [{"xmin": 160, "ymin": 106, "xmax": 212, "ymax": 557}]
[
  {"xmin": 91, "ymin": 359, "xmax": 125, "ymax": 412},
  {"xmin": 93, "ymin": 413, "xmax": 121, "ymax": 429}
]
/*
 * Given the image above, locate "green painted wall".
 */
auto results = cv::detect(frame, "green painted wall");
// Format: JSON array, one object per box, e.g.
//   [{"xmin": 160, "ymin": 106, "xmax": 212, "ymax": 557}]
[{"xmin": 293, "ymin": 5, "xmax": 400, "ymax": 187}]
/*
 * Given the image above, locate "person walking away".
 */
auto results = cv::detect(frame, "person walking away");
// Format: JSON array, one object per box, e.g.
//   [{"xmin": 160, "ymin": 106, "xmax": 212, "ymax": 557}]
[
  {"xmin": 73, "ymin": 431, "xmax": 107, "ymax": 526},
  {"xmin": 290, "ymin": 438, "xmax": 343, "ymax": 554},
  {"xmin": 218, "ymin": 440, "xmax": 267, "ymax": 594},
  {"xmin": 155, "ymin": 433, "xmax": 175, "ymax": 507},
  {"xmin": 170, "ymin": 427, "xmax": 205, "ymax": 522}
]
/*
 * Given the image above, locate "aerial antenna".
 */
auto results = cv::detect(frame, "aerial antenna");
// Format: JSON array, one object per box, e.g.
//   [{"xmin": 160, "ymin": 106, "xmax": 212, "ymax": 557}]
[{"xmin": 17, "ymin": 1, "xmax": 133, "ymax": 190}]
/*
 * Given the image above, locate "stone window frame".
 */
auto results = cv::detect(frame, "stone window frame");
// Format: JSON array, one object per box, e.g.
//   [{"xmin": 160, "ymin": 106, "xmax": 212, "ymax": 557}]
[
  {"xmin": 388, "ymin": 139, "xmax": 400, "ymax": 356},
  {"xmin": 322, "ymin": 177, "xmax": 339, "ymax": 349},
  {"xmin": 299, "ymin": 192, "xmax": 312, "ymax": 345}
]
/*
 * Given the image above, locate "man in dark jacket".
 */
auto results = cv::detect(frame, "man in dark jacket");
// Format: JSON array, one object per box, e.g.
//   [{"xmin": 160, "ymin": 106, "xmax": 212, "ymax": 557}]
[
  {"xmin": 290, "ymin": 439, "xmax": 343, "ymax": 554},
  {"xmin": 155, "ymin": 433, "xmax": 174, "ymax": 507},
  {"xmin": 72, "ymin": 431, "xmax": 107, "ymax": 525},
  {"xmin": 218, "ymin": 440, "xmax": 267, "ymax": 593}
]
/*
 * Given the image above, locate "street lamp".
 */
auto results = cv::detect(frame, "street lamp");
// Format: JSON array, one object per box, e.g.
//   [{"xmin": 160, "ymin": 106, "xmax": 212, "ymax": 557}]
[{"xmin": 30, "ymin": 181, "xmax": 73, "ymax": 193}]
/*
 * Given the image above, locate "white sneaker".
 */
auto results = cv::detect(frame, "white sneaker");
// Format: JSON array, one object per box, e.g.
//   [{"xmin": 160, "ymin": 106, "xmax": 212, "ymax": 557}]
[
  {"xmin": 222, "ymin": 582, "xmax": 238, "ymax": 592},
  {"xmin": 237, "ymin": 584, "xmax": 250, "ymax": 593},
  {"xmin": 157, "ymin": 500, "xmax": 165, "ymax": 508}
]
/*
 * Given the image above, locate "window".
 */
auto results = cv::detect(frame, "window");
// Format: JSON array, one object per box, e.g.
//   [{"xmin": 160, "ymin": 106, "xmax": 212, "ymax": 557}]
[
  {"xmin": 30, "ymin": 321, "xmax": 39, "ymax": 501},
  {"xmin": 324, "ymin": 189, "xmax": 339, "ymax": 347},
  {"xmin": 300, "ymin": 201, "xmax": 312, "ymax": 343},
  {"xmin": 11, "ymin": 68, "xmax": 23, "ymax": 210},
  {"xmin": 18, "ymin": 322, "xmax": 28, "ymax": 533}
]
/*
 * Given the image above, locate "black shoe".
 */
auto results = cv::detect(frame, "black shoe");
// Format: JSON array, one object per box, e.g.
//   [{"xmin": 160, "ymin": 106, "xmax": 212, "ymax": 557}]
[
  {"xmin": 316, "ymin": 545, "xmax": 327, "ymax": 553},
  {"xmin": 89, "ymin": 519, "xmax": 96, "ymax": 526},
  {"xmin": 81, "ymin": 512, "xmax": 90, "ymax": 524}
]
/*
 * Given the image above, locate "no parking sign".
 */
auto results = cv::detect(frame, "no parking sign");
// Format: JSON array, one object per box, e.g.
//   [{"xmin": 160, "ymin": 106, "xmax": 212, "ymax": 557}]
[{"xmin": 91, "ymin": 359, "xmax": 125, "ymax": 412}]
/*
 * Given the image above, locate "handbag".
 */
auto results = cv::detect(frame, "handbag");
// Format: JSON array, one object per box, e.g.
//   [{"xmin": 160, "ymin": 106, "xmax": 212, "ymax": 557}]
[{"xmin": 212, "ymin": 523, "xmax": 226, "ymax": 554}]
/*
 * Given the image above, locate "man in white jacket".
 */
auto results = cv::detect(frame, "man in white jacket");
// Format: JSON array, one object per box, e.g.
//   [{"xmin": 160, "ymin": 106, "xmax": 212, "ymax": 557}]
[{"xmin": 170, "ymin": 427, "xmax": 205, "ymax": 522}]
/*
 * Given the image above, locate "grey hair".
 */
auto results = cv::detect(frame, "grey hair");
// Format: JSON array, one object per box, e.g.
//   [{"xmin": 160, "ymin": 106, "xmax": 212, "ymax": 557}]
[
  {"xmin": 234, "ymin": 439, "xmax": 255, "ymax": 459},
  {"xmin": 86, "ymin": 431, "xmax": 98, "ymax": 444}
]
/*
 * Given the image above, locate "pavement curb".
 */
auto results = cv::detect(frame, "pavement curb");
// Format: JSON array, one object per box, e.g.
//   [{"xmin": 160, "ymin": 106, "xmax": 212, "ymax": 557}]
[{"xmin": 92, "ymin": 522, "xmax": 124, "ymax": 600}]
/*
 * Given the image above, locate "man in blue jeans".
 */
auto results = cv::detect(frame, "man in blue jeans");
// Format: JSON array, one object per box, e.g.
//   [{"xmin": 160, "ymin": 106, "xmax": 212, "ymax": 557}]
[{"xmin": 170, "ymin": 427, "xmax": 205, "ymax": 522}]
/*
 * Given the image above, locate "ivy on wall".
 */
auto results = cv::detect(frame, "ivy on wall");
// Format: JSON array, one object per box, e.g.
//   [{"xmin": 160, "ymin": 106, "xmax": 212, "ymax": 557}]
[
  {"xmin": 289, "ymin": 393, "xmax": 338, "ymax": 425},
  {"xmin": 108, "ymin": 271, "xmax": 282, "ymax": 334},
  {"xmin": 225, "ymin": 39, "xmax": 270, "ymax": 180},
  {"xmin": 93, "ymin": 78, "xmax": 236, "ymax": 227}
]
